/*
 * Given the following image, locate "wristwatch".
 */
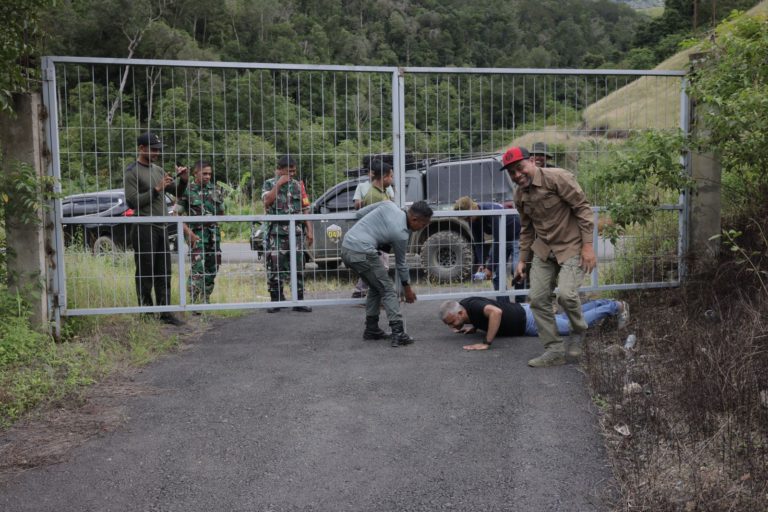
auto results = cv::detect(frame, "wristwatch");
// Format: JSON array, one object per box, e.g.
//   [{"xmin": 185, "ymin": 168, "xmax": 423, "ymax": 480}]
[{"xmin": 482, "ymin": 339, "xmax": 492, "ymax": 346}]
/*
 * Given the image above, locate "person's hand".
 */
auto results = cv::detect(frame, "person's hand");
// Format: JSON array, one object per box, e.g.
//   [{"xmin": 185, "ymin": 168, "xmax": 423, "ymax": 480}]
[
  {"xmin": 513, "ymin": 260, "xmax": 527, "ymax": 283},
  {"xmin": 483, "ymin": 268, "xmax": 493, "ymax": 280},
  {"xmin": 188, "ymin": 232, "xmax": 200, "ymax": 249},
  {"xmin": 463, "ymin": 343, "xmax": 490, "ymax": 351},
  {"xmin": 155, "ymin": 174, "xmax": 174, "ymax": 193},
  {"xmin": 305, "ymin": 230, "xmax": 314, "ymax": 247},
  {"xmin": 453, "ymin": 326, "xmax": 476, "ymax": 334},
  {"xmin": 176, "ymin": 164, "xmax": 189, "ymax": 181},
  {"xmin": 402, "ymin": 285, "xmax": 417, "ymax": 304},
  {"xmin": 275, "ymin": 173, "xmax": 291, "ymax": 187},
  {"xmin": 580, "ymin": 244, "xmax": 596, "ymax": 273}
]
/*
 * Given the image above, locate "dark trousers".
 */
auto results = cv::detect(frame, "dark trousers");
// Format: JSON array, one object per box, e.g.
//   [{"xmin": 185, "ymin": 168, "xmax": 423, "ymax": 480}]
[{"xmin": 131, "ymin": 224, "xmax": 171, "ymax": 307}]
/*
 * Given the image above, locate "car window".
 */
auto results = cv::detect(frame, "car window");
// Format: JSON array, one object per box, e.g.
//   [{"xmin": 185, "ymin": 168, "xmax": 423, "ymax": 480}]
[
  {"xmin": 426, "ymin": 160, "xmax": 512, "ymax": 205},
  {"xmin": 325, "ymin": 187, "xmax": 356, "ymax": 211}
]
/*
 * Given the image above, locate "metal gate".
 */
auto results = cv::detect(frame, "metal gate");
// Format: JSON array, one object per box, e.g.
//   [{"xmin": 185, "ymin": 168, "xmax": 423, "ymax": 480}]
[{"xmin": 41, "ymin": 57, "xmax": 688, "ymax": 329}]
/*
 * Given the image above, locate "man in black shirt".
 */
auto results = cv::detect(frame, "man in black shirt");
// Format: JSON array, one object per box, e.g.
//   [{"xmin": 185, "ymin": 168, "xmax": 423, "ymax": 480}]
[{"xmin": 439, "ymin": 297, "xmax": 629, "ymax": 351}]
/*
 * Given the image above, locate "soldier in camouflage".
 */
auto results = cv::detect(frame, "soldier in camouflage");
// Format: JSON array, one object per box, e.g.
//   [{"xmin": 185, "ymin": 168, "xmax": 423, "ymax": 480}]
[
  {"xmin": 179, "ymin": 161, "xmax": 225, "ymax": 305},
  {"xmin": 261, "ymin": 155, "xmax": 314, "ymax": 313}
]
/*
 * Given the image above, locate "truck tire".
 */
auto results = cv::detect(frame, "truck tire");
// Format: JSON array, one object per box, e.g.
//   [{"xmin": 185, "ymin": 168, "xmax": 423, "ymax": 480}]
[
  {"xmin": 92, "ymin": 235, "xmax": 117, "ymax": 256},
  {"xmin": 420, "ymin": 231, "xmax": 473, "ymax": 283}
]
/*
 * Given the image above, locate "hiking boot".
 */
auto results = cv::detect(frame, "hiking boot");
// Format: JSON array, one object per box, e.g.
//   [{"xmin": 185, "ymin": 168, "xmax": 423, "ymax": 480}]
[
  {"xmin": 159, "ymin": 313, "xmax": 185, "ymax": 326},
  {"xmin": 351, "ymin": 291, "xmax": 367, "ymax": 299},
  {"xmin": 565, "ymin": 334, "xmax": 583, "ymax": 359},
  {"xmin": 363, "ymin": 316, "xmax": 387, "ymax": 340},
  {"xmin": 267, "ymin": 291, "xmax": 283, "ymax": 313},
  {"xmin": 266, "ymin": 307, "xmax": 283, "ymax": 313},
  {"xmin": 292, "ymin": 306, "xmax": 312, "ymax": 312},
  {"xmin": 528, "ymin": 349, "xmax": 566, "ymax": 368},
  {"xmin": 617, "ymin": 301, "xmax": 630, "ymax": 330},
  {"xmin": 389, "ymin": 321, "xmax": 414, "ymax": 347}
]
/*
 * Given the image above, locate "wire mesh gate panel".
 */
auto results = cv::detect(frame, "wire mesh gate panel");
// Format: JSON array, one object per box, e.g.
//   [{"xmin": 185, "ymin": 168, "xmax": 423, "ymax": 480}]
[{"xmin": 41, "ymin": 57, "xmax": 688, "ymax": 322}]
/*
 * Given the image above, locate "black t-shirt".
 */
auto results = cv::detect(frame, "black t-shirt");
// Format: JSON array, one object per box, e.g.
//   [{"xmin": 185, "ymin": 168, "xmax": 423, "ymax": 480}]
[{"xmin": 459, "ymin": 297, "xmax": 527, "ymax": 337}]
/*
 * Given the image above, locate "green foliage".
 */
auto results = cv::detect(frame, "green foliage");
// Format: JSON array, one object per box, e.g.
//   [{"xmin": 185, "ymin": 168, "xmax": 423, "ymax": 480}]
[
  {"xmin": 710, "ymin": 221, "xmax": 768, "ymax": 296},
  {"xmin": 0, "ymin": 0, "xmax": 52, "ymax": 112},
  {"xmin": 688, "ymin": 13, "xmax": 768, "ymax": 216},
  {"xmin": 579, "ymin": 130, "xmax": 691, "ymax": 243}
]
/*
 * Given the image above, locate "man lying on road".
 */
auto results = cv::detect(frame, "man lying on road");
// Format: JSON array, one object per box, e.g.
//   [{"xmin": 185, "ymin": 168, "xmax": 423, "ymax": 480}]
[{"xmin": 438, "ymin": 297, "xmax": 629, "ymax": 351}]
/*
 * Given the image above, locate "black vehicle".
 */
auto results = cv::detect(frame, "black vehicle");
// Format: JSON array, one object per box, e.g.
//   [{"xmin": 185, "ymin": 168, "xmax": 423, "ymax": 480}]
[
  {"xmin": 252, "ymin": 154, "xmax": 517, "ymax": 282},
  {"xmin": 61, "ymin": 189, "xmax": 178, "ymax": 255}
]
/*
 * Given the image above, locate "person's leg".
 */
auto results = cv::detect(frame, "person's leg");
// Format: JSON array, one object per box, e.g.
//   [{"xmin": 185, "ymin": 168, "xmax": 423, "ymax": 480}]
[
  {"xmin": 188, "ymin": 243, "xmax": 205, "ymax": 303},
  {"xmin": 265, "ymin": 234, "xmax": 284, "ymax": 311},
  {"xmin": 556, "ymin": 255, "xmax": 588, "ymax": 334},
  {"xmin": 202, "ymin": 245, "xmax": 218, "ymax": 301},
  {"xmin": 528, "ymin": 255, "xmax": 561, "ymax": 349},
  {"xmin": 342, "ymin": 249, "xmax": 388, "ymax": 341},
  {"xmin": 581, "ymin": 299, "xmax": 620, "ymax": 328},
  {"xmin": 131, "ymin": 225, "xmax": 154, "ymax": 307},
  {"xmin": 293, "ymin": 237, "xmax": 312, "ymax": 312},
  {"xmin": 528, "ymin": 255, "xmax": 565, "ymax": 367},
  {"xmin": 153, "ymin": 226, "xmax": 171, "ymax": 306}
]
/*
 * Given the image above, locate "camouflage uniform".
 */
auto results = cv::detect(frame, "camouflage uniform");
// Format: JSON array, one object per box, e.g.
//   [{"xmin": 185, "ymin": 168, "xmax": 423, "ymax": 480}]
[
  {"xmin": 179, "ymin": 181, "xmax": 225, "ymax": 303},
  {"xmin": 261, "ymin": 176, "xmax": 306, "ymax": 301}
]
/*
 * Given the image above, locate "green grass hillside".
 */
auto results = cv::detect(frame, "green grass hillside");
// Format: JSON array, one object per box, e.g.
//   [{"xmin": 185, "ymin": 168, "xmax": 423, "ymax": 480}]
[{"xmin": 582, "ymin": 0, "xmax": 768, "ymax": 132}]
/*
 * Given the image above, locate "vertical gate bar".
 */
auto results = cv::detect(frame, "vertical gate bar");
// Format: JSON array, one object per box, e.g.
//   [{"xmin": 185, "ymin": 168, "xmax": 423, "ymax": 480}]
[
  {"xmin": 41, "ymin": 57, "xmax": 65, "ymax": 336},
  {"xmin": 497, "ymin": 212, "xmax": 507, "ymax": 295},
  {"xmin": 592, "ymin": 209, "xmax": 600, "ymax": 289},
  {"xmin": 679, "ymin": 77, "xmax": 691, "ymax": 283},
  {"xmin": 177, "ymin": 218, "xmax": 187, "ymax": 307},
  {"xmin": 392, "ymin": 68, "xmax": 406, "ymax": 207},
  {"xmin": 289, "ymin": 218, "xmax": 297, "ymax": 302}
]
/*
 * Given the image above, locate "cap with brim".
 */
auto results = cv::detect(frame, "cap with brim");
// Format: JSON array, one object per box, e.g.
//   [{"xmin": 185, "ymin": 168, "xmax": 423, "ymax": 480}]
[
  {"xmin": 137, "ymin": 131, "xmax": 164, "ymax": 149},
  {"xmin": 500, "ymin": 146, "xmax": 530, "ymax": 170},
  {"xmin": 530, "ymin": 142, "xmax": 552, "ymax": 158}
]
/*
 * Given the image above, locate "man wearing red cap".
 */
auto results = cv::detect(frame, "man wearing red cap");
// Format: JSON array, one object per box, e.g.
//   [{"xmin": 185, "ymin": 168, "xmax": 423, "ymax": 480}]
[{"xmin": 500, "ymin": 146, "xmax": 596, "ymax": 367}]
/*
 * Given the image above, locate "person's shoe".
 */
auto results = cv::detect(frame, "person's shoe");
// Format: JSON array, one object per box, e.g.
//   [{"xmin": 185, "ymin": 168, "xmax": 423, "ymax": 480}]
[
  {"xmin": 363, "ymin": 316, "xmax": 387, "ymax": 340},
  {"xmin": 351, "ymin": 291, "xmax": 366, "ymax": 299},
  {"xmin": 389, "ymin": 321, "xmax": 414, "ymax": 347},
  {"xmin": 267, "ymin": 307, "xmax": 283, "ymax": 313},
  {"xmin": 159, "ymin": 313, "xmax": 185, "ymax": 326},
  {"xmin": 617, "ymin": 301, "xmax": 630, "ymax": 330},
  {"xmin": 565, "ymin": 334, "xmax": 583, "ymax": 359},
  {"xmin": 191, "ymin": 310, "xmax": 202, "ymax": 316},
  {"xmin": 528, "ymin": 349, "xmax": 566, "ymax": 368},
  {"xmin": 292, "ymin": 306, "xmax": 312, "ymax": 312}
]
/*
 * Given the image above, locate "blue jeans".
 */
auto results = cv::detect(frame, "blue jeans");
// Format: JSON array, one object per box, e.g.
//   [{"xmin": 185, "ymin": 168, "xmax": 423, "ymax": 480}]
[{"xmin": 523, "ymin": 300, "xmax": 620, "ymax": 337}]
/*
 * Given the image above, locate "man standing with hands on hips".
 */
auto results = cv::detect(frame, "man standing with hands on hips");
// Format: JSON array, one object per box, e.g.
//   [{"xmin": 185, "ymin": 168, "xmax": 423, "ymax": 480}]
[{"xmin": 501, "ymin": 146, "xmax": 596, "ymax": 367}]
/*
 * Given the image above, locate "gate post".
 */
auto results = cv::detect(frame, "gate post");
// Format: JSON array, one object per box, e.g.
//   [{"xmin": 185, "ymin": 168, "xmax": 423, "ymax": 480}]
[
  {"xmin": 0, "ymin": 92, "xmax": 52, "ymax": 331},
  {"xmin": 687, "ymin": 53, "xmax": 722, "ymax": 271}
]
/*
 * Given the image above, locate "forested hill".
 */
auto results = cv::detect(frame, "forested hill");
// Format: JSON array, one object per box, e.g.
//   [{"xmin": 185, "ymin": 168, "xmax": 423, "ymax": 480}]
[{"xmin": 44, "ymin": 0, "xmax": 644, "ymax": 68}]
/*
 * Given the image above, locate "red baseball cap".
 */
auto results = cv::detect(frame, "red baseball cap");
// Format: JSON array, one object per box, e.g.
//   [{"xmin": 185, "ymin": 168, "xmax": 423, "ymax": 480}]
[{"xmin": 500, "ymin": 146, "xmax": 530, "ymax": 170}]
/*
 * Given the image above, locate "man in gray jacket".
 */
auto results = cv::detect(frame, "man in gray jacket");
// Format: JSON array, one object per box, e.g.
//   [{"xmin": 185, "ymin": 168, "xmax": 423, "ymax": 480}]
[
  {"xmin": 124, "ymin": 131, "xmax": 187, "ymax": 326},
  {"xmin": 341, "ymin": 200, "xmax": 433, "ymax": 347}
]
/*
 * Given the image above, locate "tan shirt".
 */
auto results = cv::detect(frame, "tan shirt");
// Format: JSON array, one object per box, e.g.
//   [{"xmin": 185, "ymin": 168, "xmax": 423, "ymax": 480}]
[{"xmin": 514, "ymin": 166, "xmax": 594, "ymax": 264}]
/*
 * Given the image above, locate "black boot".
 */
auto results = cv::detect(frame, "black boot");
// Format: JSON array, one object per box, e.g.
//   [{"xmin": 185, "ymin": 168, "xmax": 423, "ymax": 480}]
[
  {"xmin": 363, "ymin": 316, "xmax": 387, "ymax": 340},
  {"xmin": 267, "ymin": 290, "xmax": 283, "ymax": 313},
  {"xmin": 292, "ymin": 290, "xmax": 312, "ymax": 313},
  {"xmin": 389, "ymin": 321, "xmax": 414, "ymax": 347}
]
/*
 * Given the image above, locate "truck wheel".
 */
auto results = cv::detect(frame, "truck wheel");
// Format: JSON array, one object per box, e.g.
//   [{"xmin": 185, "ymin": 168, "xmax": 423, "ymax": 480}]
[
  {"xmin": 92, "ymin": 235, "xmax": 116, "ymax": 256},
  {"xmin": 420, "ymin": 231, "xmax": 473, "ymax": 283}
]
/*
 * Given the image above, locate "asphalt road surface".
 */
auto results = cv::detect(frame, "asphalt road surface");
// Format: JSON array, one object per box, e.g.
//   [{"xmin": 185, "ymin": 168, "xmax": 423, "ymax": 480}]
[{"xmin": 0, "ymin": 302, "xmax": 613, "ymax": 512}]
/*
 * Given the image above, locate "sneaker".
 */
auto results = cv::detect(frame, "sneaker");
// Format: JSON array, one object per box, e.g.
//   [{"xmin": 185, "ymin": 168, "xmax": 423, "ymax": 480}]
[
  {"xmin": 565, "ymin": 334, "xmax": 583, "ymax": 359},
  {"xmin": 159, "ymin": 313, "xmax": 185, "ymax": 326},
  {"xmin": 528, "ymin": 349, "xmax": 566, "ymax": 368},
  {"xmin": 292, "ymin": 306, "xmax": 312, "ymax": 313},
  {"xmin": 617, "ymin": 301, "xmax": 630, "ymax": 330},
  {"xmin": 351, "ymin": 291, "xmax": 366, "ymax": 299}
]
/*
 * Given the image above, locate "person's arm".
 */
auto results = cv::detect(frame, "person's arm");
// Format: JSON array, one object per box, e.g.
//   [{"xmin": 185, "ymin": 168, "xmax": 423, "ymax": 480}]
[
  {"xmin": 513, "ymin": 191, "xmax": 533, "ymax": 283},
  {"xmin": 262, "ymin": 174, "xmax": 291, "ymax": 209},
  {"xmin": 392, "ymin": 236, "xmax": 416, "ymax": 303},
  {"xmin": 463, "ymin": 304, "xmax": 502, "ymax": 351},
  {"xmin": 558, "ymin": 173, "xmax": 596, "ymax": 273}
]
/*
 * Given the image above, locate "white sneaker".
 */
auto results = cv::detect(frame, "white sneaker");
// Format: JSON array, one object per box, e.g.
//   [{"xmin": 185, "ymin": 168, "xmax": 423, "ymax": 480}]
[{"xmin": 618, "ymin": 301, "xmax": 630, "ymax": 330}]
